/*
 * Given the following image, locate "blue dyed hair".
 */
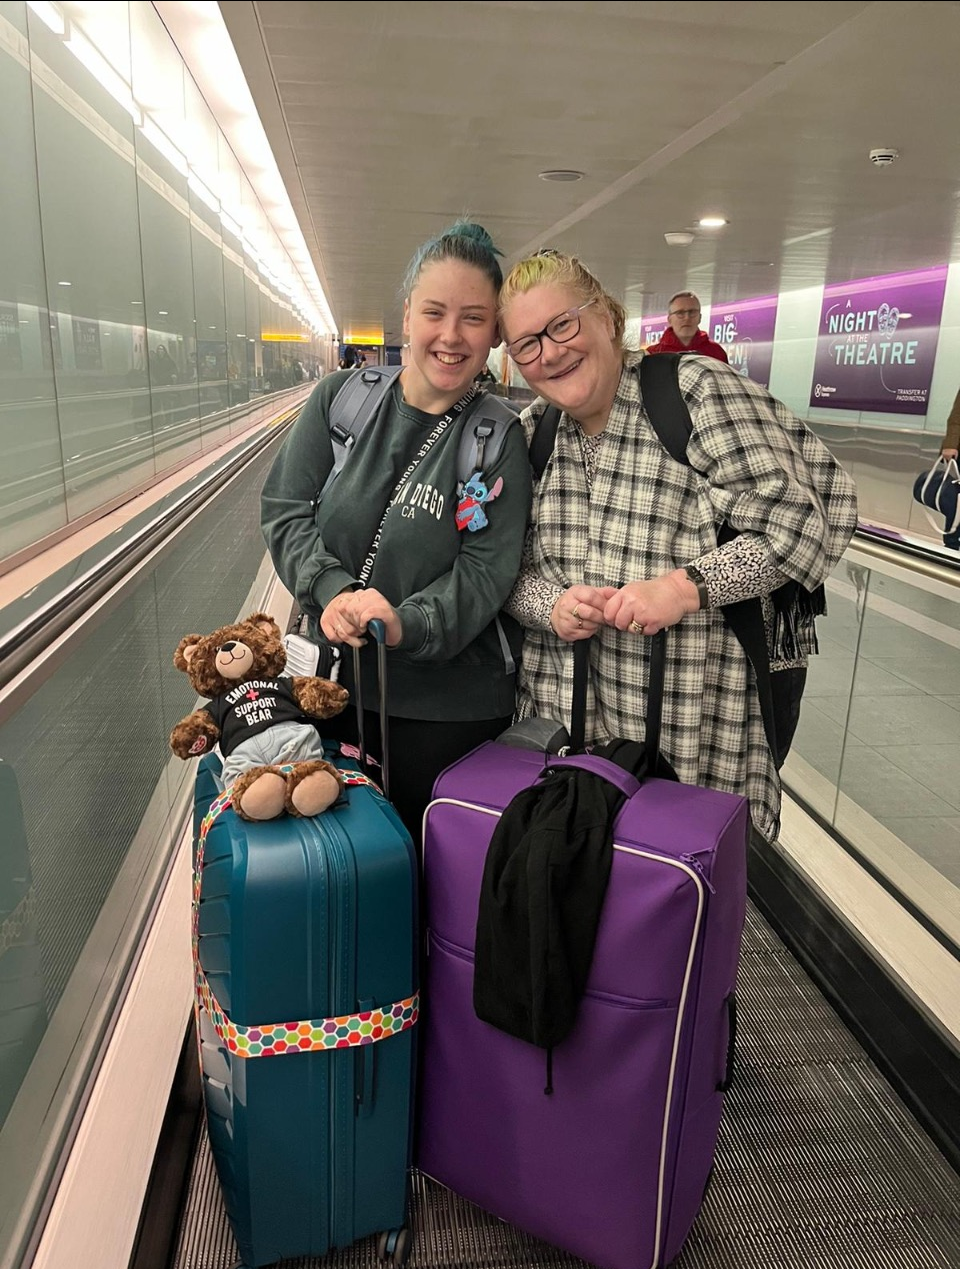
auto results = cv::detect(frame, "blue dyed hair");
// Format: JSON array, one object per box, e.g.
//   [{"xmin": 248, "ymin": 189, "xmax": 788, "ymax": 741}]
[{"xmin": 402, "ymin": 220, "xmax": 504, "ymax": 299}]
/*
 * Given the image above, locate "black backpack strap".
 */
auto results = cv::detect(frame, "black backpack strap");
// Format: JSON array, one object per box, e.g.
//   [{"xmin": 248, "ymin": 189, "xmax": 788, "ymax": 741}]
[
  {"xmin": 457, "ymin": 394, "xmax": 519, "ymax": 486},
  {"xmin": 529, "ymin": 404, "xmax": 561, "ymax": 481},
  {"xmin": 712, "ymin": 544, "xmax": 778, "ymax": 761},
  {"xmin": 638, "ymin": 354, "xmax": 691, "ymax": 461},
  {"xmin": 316, "ymin": 365, "xmax": 403, "ymax": 505},
  {"xmin": 638, "ymin": 355, "xmax": 778, "ymax": 759}
]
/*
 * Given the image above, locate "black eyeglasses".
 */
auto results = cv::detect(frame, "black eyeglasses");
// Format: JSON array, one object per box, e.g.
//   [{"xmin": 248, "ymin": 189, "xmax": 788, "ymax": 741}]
[
  {"xmin": 669, "ymin": 307, "xmax": 700, "ymax": 319},
  {"xmin": 506, "ymin": 300, "xmax": 596, "ymax": 365}
]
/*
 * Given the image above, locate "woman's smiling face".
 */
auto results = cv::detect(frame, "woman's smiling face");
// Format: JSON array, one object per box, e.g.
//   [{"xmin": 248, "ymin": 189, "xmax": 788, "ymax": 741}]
[
  {"xmin": 401, "ymin": 259, "xmax": 499, "ymax": 412},
  {"xmin": 501, "ymin": 282, "xmax": 621, "ymax": 429}
]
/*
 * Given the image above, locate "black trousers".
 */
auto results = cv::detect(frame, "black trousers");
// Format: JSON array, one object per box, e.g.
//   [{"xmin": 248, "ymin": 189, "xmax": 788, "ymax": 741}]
[
  {"xmin": 322, "ymin": 708, "xmax": 512, "ymax": 854},
  {"xmin": 770, "ymin": 667, "xmax": 807, "ymax": 770}
]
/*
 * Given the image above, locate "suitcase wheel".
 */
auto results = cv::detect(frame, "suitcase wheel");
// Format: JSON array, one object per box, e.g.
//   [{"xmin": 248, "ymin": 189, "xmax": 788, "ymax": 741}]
[{"xmin": 377, "ymin": 1226, "xmax": 411, "ymax": 1267}]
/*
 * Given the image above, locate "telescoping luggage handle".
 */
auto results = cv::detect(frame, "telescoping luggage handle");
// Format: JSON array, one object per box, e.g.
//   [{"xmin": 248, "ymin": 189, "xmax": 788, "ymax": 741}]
[
  {"xmin": 352, "ymin": 617, "xmax": 390, "ymax": 801},
  {"xmin": 549, "ymin": 632, "xmax": 667, "ymax": 792}
]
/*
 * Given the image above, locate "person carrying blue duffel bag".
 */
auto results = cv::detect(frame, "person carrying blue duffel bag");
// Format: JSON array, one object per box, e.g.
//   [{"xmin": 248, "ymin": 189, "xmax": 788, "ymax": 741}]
[
  {"xmin": 914, "ymin": 387, "xmax": 960, "ymax": 550},
  {"xmin": 940, "ymin": 388, "xmax": 960, "ymax": 550}
]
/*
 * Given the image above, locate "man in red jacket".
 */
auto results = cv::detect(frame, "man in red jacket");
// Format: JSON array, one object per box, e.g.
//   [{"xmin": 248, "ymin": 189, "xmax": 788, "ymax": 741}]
[{"xmin": 646, "ymin": 292, "xmax": 728, "ymax": 363}]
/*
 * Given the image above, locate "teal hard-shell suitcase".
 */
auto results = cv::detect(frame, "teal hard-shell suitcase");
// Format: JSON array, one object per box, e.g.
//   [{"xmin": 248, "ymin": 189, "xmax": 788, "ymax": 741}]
[{"xmin": 192, "ymin": 627, "xmax": 418, "ymax": 1269}]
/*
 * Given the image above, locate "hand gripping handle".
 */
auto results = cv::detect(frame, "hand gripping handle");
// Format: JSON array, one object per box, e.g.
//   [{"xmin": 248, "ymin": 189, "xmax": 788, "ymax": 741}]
[{"xmin": 353, "ymin": 618, "xmax": 390, "ymax": 798}]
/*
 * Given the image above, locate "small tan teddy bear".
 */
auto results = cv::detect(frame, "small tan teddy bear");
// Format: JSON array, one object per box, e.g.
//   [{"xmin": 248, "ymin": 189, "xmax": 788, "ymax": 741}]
[{"xmin": 170, "ymin": 612, "xmax": 348, "ymax": 821}]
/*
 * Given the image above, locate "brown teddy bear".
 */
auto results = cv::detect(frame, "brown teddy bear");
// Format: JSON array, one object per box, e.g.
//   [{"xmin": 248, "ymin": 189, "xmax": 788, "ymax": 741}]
[{"xmin": 170, "ymin": 612, "xmax": 349, "ymax": 821}]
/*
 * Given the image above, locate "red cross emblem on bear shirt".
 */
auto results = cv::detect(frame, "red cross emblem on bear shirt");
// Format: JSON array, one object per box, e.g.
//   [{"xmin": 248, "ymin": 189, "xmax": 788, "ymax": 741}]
[{"xmin": 245, "ymin": 689, "xmax": 259, "ymax": 701}]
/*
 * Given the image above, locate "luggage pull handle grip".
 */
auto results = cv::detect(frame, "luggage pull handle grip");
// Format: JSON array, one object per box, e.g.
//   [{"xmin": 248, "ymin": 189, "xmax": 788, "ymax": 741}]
[
  {"xmin": 545, "ymin": 755, "xmax": 642, "ymax": 799},
  {"xmin": 717, "ymin": 992, "xmax": 737, "ymax": 1092},
  {"xmin": 352, "ymin": 618, "xmax": 390, "ymax": 800},
  {"xmin": 571, "ymin": 631, "xmax": 666, "ymax": 761}
]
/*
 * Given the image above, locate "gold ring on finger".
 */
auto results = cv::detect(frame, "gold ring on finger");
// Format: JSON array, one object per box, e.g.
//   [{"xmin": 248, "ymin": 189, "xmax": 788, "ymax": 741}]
[
  {"xmin": 572, "ymin": 603, "xmax": 582, "ymax": 619},
  {"xmin": 629, "ymin": 620, "xmax": 643, "ymax": 634}
]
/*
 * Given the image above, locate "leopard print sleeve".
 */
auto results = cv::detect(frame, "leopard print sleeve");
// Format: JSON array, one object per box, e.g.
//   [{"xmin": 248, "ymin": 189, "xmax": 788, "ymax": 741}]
[
  {"xmin": 504, "ymin": 532, "xmax": 564, "ymax": 630},
  {"xmin": 690, "ymin": 533, "xmax": 790, "ymax": 608}
]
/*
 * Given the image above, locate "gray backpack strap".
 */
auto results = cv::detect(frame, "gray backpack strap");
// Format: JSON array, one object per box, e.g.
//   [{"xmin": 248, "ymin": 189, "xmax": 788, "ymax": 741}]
[
  {"xmin": 493, "ymin": 616, "xmax": 516, "ymax": 677},
  {"xmin": 458, "ymin": 395, "xmax": 521, "ymax": 678},
  {"xmin": 316, "ymin": 365, "xmax": 404, "ymax": 505},
  {"xmin": 457, "ymin": 394, "xmax": 519, "ymax": 486}
]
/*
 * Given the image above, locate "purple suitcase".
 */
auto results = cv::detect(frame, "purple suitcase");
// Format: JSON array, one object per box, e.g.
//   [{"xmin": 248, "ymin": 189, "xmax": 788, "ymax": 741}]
[{"xmin": 418, "ymin": 637, "xmax": 749, "ymax": 1269}]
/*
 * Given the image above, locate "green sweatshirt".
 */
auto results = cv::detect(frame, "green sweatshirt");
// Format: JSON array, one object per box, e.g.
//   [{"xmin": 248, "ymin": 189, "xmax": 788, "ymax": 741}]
[{"xmin": 261, "ymin": 371, "xmax": 532, "ymax": 720}]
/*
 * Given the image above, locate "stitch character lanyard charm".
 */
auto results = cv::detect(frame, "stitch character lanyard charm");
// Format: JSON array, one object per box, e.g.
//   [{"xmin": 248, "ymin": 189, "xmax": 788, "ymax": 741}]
[{"xmin": 455, "ymin": 471, "xmax": 504, "ymax": 532}]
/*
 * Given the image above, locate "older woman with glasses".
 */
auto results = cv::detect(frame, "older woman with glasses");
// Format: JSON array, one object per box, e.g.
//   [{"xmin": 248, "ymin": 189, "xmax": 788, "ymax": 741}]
[{"xmin": 499, "ymin": 250, "xmax": 857, "ymax": 842}]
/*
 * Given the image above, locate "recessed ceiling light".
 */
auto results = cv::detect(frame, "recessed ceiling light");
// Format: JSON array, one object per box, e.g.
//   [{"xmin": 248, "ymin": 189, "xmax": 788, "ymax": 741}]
[
  {"xmin": 57, "ymin": 280, "xmax": 72, "ymax": 286},
  {"xmin": 158, "ymin": 310, "xmax": 168, "ymax": 316},
  {"xmin": 664, "ymin": 231, "xmax": 695, "ymax": 247},
  {"xmin": 698, "ymin": 217, "xmax": 728, "ymax": 228},
  {"xmin": 538, "ymin": 170, "xmax": 585, "ymax": 182}
]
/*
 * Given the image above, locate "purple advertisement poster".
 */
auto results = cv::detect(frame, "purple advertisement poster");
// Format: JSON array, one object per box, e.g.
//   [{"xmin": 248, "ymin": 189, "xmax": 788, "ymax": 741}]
[
  {"xmin": 709, "ymin": 295, "xmax": 778, "ymax": 388},
  {"xmin": 641, "ymin": 313, "xmax": 668, "ymax": 347},
  {"xmin": 809, "ymin": 267, "xmax": 947, "ymax": 415}
]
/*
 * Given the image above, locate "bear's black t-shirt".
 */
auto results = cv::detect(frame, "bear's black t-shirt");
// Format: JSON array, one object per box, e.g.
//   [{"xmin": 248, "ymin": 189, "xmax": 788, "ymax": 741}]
[{"xmin": 203, "ymin": 679, "xmax": 313, "ymax": 757}]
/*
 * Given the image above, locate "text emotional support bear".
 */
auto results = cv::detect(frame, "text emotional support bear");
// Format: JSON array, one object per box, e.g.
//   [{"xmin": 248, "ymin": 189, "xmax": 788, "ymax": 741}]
[{"xmin": 170, "ymin": 612, "xmax": 348, "ymax": 821}]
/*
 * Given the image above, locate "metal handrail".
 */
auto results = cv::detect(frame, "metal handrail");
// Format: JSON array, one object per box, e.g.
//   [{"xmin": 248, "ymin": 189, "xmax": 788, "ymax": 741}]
[
  {"xmin": 0, "ymin": 404, "xmax": 300, "ymax": 695},
  {"xmin": 853, "ymin": 526, "xmax": 960, "ymax": 584}
]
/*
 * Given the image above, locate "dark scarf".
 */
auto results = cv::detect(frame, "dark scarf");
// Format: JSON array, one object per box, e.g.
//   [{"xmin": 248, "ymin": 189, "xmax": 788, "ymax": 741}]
[
  {"xmin": 714, "ymin": 523, "xmax": 826, "ymax": 662},
  {"xmin": 473, "ymin": 739, "xmax": 654, "ymax": 1089}
]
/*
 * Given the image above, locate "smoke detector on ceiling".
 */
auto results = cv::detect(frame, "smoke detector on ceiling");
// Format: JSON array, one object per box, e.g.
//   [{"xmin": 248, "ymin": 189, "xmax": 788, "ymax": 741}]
[
  {"xmin": 869, "ymin": 147, "xmax": 899, "ymax": 166},
  {"xmin": 664, "ymin": 231, "xmax": 695, "ymax": 246}
]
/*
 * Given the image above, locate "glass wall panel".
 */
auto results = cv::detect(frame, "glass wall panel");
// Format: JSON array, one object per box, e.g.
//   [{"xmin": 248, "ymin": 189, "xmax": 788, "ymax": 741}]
[
  {"xmin": 131, "ymin": 0, "xmax": 202, "ymax": 470},
  {"xmin": 783, "ymin": 551, "xmax": 960, "ymax": 949},
  {"xmin": 835, "ymin": 565, "xmax": 960, "ymax": 900},
  {"xmin": 784, "ymin": 559, "xmax": 864, "ymax": 824},
  {"xmin": 184, "ymin": 76, "xmax": 229, "ymax": 442},
  {"xmin": 244, "ymin": 268, "xmax": 263, "ymax": 397},
  {"xmin": 0, "ymin": 2, "xmax": 64, "ymax": 556},
  {"xmin": 242, "ymin": 175, "xmax": 269, "ymax": 396},
  {"xmin": 30, "ymin": 1, "xmax": 155, "ymax": 521},
  {"xmin": 219, "ymin": 138, "xmax": 250, "ymax": 423},
  {"xmin": 0, "ymin": 0, "xmax": 325, "ymax": 574}
]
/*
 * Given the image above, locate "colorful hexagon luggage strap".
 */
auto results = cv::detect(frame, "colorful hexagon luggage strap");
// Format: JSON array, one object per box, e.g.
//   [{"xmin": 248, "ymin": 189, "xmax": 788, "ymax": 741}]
[{"xmin": 192, "ymin": 772, "xmax": 419, "ymax": 1059}]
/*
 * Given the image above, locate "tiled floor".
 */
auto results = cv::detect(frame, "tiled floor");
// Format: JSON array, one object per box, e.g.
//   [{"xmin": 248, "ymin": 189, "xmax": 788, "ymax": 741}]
[{"xmin": 786, "ymin": 560, "xmax": 960, "ymax": 892}]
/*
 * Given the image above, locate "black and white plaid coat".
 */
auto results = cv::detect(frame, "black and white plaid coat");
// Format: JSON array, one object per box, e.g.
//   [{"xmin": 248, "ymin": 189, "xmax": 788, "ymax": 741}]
[{"xmin": 507, "ymin": 352, "xmax": 858, "ymax": 842}]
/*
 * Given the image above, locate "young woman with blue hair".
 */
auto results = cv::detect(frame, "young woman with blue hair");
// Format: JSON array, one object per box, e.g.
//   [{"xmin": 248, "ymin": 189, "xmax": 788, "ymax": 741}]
[{"xmin": 262, "ymin": 222, "xmax": 531, "ymax": 846}]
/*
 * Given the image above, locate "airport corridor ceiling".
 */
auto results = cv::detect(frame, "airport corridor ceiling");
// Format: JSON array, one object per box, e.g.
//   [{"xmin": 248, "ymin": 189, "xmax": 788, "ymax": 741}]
[{"xmin": 209, "ymin": 1, "xmax": 959, "ymax": 346}]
